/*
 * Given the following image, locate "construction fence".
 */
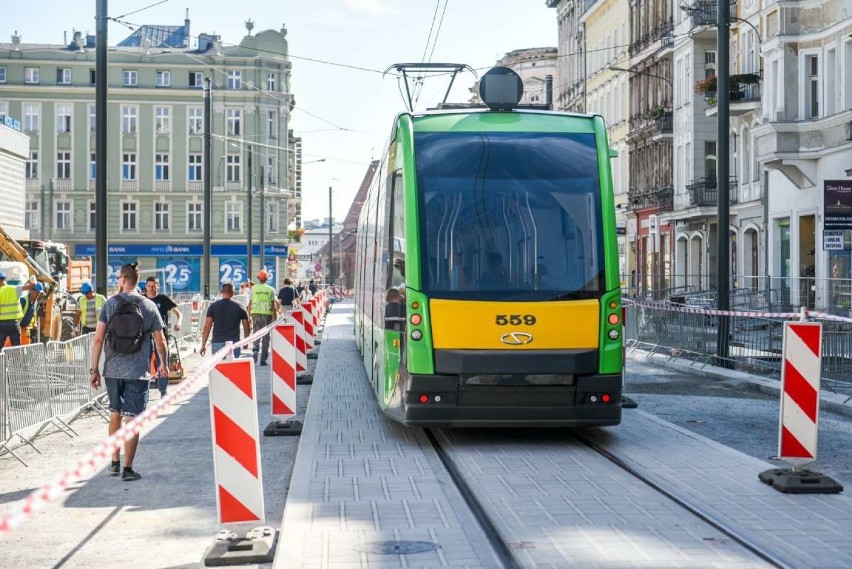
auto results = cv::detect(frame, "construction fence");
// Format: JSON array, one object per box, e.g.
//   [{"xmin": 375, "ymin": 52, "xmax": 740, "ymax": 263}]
[
  {"xmin": 624, "ymin": 300, "xmax": 852, "ymax": 393},
  {"xmin": 0, "ymin": 301, "xmax": 205, "ymax": 466}
]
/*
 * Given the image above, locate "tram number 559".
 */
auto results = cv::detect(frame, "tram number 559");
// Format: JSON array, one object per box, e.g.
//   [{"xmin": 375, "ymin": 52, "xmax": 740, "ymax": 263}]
[{"xmin": 495, "ymin": 314, "xmax": 537, "ymax": 326}]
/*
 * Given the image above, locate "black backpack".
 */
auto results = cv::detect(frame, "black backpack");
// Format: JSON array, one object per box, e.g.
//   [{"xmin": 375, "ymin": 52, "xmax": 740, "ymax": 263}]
[{"xmin": 106, "ymin": 296, "xmax": 145, "ymax": 353}]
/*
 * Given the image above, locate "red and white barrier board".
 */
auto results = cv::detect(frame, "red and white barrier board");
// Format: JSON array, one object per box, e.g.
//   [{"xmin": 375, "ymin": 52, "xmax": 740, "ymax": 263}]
[
  {"xmin": 208, "ymin": 359, "xmax": 265, "ymax": 524},
  {"xmin": 291, "ymin": 309, "xmax": 308, "ymax": 372},
  {"xmin": 270, "ymin": 324, "xmax": 297, "ymax": 420},
  {"xmin": 778, "ymin": 322, "xmax": 822, "ymax": 462}
]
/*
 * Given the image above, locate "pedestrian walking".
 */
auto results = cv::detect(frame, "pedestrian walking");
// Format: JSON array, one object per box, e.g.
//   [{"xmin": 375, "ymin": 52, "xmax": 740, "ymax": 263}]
[
  {"xmin": 0, "ymin": 272, "xmax": 36, "ymax": 349},
  {"xmin": 74, "ymin": 282, "xmax": 106, "ymax": 335},
  {"xmin": 89, "ymin": 263, "xmax": 167, "ymax": 481},
  {"xmin": 277, "ymin": 277, "xmax": 298, "ymax": 316},
  {"xmin": 199, "ymin": 283, "xmax": 250, "ymax": 357},
  {"xmin": 144, "ymin": 276, "xmax": 181, "ymax": 397},
  {"xmin": 248, "ymin": 270, "xmax": 279, "ymax": 365}
]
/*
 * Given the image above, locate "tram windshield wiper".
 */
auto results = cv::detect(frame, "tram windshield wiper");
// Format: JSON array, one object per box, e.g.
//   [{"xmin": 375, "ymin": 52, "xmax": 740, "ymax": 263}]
[{"xmin": 547, "ymin": 291, "xmax": 588, "ymax": 301}]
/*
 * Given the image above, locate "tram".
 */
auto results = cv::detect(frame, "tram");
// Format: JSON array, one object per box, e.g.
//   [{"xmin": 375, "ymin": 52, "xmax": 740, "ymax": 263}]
[{"xmin": 354, "ymin": 67, "xmax": 624, "ymax": 427}]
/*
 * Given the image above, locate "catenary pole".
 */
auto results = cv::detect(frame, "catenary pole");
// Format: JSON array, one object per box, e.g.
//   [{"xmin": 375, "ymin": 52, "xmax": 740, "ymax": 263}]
[
  {"xmin": 328, "ymin": 186, "xmax": 333, "ymax": 286},
  {"xmin": 716, "ymin": 0, "xmax": 731, "ymax": 363},
  {"xmin": 95, "ymin": 0, "xmax": 108, "ymax": 295},
  {"xmin": 203, "ymin": 77, "xmax": 212, "ymax": 299},
  {"xmin": 259, "ymin": 167, "xmax": 265, "ymax": 273},
  {"xmin": 247, "ymin": 145, "xmax": 253, "ymax": 279}
]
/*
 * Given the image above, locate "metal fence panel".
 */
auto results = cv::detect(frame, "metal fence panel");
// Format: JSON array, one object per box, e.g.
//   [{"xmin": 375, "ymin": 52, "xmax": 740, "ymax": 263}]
[
  {"xmin": 3, "ymin": 344, "xmax": 54, "ymax": 443},
  {"xmin": 0, "ymin": 352, "xmax": 6, "ymax": 444},
  {"xmin": 45, "ymin": 335, "xmax": 94, "ymax": 417}
]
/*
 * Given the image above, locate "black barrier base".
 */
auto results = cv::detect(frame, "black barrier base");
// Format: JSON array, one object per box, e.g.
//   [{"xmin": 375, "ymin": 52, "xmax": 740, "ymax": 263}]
[
  {"xmin": 307, "ymin": 350, "xmax": 319, "ymax": 359},
  {"xmin": 314, "ymin": 339, "xmax": 322, "ymax": 345},
  {"xmin": 203, "ymin": 527, "xmax": 277, "ymax": 566},
  {"xmin": 759, "ymin": 468, "xmax": 844, "ymax": 494},
  {"xmin": 297, "ymin": 373, "xmax": 313, "ymax": 385},
  {"xmin": 264, "ymin": 420, "xmax": 303, "ymax": 437},
  {"xmin": 622, "ymin": 396, "xmax": 639, "ymax": 409}
]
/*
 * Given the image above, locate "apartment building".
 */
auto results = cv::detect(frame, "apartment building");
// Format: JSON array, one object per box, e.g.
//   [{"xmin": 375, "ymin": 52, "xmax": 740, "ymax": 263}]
[
  {"xmin": 470, "ymin": 47, "xmax": 558, "ymax": 107},
  {"xmin": 624, "ymin": 0, "xmax": 674, "ymax": 297},
  {"xmin": 548, "ymin": 0, "xmax": 587, "ymax": 112},
  {"xmin": 580, "ymin": 0, "xmax": 631, "ymax": 277},
  {"xmin": 0, "ymin": 21, "xmax": 295, "ymax": 295}
]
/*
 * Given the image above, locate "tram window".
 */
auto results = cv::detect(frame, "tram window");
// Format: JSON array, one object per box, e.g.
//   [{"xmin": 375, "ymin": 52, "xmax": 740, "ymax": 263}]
[{"xmin": 415, "ymin": 131, "xmax": 605, "ymax": 301}]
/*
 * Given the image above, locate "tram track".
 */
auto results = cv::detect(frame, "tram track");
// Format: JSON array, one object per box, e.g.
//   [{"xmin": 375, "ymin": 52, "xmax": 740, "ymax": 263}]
[
  {"xmin": 574, "ymin": 430, "xmax": 789, "ymax": 569},
  {"xmin": 424, "ymin": 425, "xmax": 792, "ymax": 569}
]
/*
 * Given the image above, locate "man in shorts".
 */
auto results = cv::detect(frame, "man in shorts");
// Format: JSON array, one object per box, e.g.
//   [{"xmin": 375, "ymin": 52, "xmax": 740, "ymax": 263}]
[
  {"xmin": 199, "ymin": 283, "xmax": 250, "ymax": 357},
  {"xmin": 89, "ymin": 263, "xmax": 167, "ymax": 481}
]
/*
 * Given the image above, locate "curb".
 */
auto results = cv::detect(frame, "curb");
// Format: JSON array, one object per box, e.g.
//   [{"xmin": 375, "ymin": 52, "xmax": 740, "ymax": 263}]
[{"xmin": 628, "ymin": 350, "xmax": 852, "ymax": 420}]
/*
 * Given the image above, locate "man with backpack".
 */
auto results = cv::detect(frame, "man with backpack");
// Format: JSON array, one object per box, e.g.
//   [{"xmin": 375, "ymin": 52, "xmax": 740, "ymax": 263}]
[{"xmin": 89, "ymin": 263, "xmax": 167, "ymax": 482}]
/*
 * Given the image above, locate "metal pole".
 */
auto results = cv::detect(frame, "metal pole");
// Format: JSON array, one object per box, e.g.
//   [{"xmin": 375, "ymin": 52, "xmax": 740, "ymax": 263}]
[
  {"xmin": 716, "ymin": 0, "xmax": 731, "ymax": 362},
  {"xmin": 203, "ymin": 77, "xmax": 212, "ymax": 299},
  {"xmin": 95, "ymin": 0, "xmax": 108, "ymax": 295},
  {"xmin": 247, "ymin": 145, "xmax": 253, "ymax": 279},
  {"xmin": 259, "ymin": 167, "xmax": 265, "ymax": 273},
  {"xmin": 328, "ymin": 186, "xmax": 333, "ymax": 286}
]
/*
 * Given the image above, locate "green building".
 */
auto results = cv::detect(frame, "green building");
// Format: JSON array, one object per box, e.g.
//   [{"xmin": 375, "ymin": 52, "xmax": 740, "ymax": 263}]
[{"xmin": 0, "ymin": 20, "xmax": 296, "ymax": 296}]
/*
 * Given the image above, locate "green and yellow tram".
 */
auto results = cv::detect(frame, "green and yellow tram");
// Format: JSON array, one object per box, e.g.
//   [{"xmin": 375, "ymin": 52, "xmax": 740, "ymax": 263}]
[{"xmin": 354, "ymin": 68, "xmax": 624, "ymax": 427}]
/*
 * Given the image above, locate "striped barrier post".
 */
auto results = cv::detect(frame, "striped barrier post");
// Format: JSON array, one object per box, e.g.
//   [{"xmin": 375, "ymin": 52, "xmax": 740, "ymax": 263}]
[
  {"xmin": 208, "ymin": 359, "xmax": 265, "ymax": 523},
  {"xmin": 290, "ymin": 309, "xmax": 312, "ymax": 384},
  {"xmin": 759, "ymin": 321, "xmax": 842, "ymax": 493},
  {"xmin": 263, "ymin": 324, "xmax": 302, "ymax": 437}
]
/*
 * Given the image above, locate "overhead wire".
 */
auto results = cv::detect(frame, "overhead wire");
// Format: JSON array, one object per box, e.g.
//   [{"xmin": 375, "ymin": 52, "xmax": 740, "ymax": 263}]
[{"xmin": 113, "ymin": 0, "xmax": 172, "ymax": 20}]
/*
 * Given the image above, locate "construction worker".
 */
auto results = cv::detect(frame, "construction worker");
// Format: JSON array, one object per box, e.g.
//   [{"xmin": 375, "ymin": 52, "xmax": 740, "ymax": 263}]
[
  {"xmin": 75, "ymin": 282, "xmax": 106, "ymax": 335},
  {"xmin": 19, "ymin": 282, "xmax": 44, "ymax": 344},
  {"xmin": 0, "ymin": 272, "xmax": 35, "ymax": 349},
  {"xmin": 247, "ymin": 269, "xmax": 279, "ymax": 366}
]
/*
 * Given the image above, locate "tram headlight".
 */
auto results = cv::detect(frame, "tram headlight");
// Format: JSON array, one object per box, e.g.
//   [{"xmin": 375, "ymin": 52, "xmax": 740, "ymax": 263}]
[
  {"xmin": 607, "ymin": 329, "xmax": 620, "ymax": 340},
  {"xmin": 411, "ymin": 330, "xmax": 423, "ymax": 341}
]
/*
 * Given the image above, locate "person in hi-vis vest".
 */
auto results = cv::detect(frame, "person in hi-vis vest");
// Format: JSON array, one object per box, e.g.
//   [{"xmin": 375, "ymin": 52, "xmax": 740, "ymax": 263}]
[
  {"xmin": 18, "ymin": 283, "xmax": 44, "ymax": 344},
  {"xmin": 0, "ymin": 271, "xmax": 36, "ymax": 349},
  {"xmin": 75, "ymin": 282, "xmax": 106, "ymax": 335},
  {"xmin": 247, "ymin": 269, "xmax": 279, "ymax": 366}
]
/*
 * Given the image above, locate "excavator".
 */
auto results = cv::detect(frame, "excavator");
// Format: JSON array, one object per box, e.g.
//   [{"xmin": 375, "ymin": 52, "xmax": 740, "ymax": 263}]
[{"xmin": 0, "ymin": 225, "xmax": 64, "ymax": 342}]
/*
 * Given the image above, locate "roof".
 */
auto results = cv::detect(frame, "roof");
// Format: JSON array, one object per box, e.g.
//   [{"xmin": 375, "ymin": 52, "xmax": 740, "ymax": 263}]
[
  {"xmin": 342, "ymin": 160, "xmax": 380, "ymax": 231},
  {"xmin": 118, "ymin": 25, "xmax": 188, "ymax": 48}
]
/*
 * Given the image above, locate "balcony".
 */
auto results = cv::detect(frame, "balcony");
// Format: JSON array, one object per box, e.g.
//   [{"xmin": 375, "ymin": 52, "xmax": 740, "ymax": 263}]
[
  {"xmin": 628, "ymin": 185, "xmax": 673, "ymax": 212},
  {"xmin": 687, "ymin": 0, "xmax": 736, "ymax": 37},
  {"xmin": 187, "ymin": 180, "xmax": 203, "ymax": 192},
  {"xmin": 25, "ymin": 178, "xmax": 40, "ymax": 191},
  {"xmin": 685, "ymin": 176, "xmax": 738, "ymax": 208},
  {"xmin": 629, "ymin": 107, "xmax": 673, "ymax": 140},
  {"xmin": 55, "ymin": 178, "xmax": 73, "ymax": 191},
  {"xmin": 629, "ymin": 19, "xmax": 674, "ymax": 63},
  {"xmin": 705, "ymin": 82, "xmax": 761, "ymax": 117},
  {"xmin": 154, "ymin": 180, "xmax": 171, "ymax": 192}
]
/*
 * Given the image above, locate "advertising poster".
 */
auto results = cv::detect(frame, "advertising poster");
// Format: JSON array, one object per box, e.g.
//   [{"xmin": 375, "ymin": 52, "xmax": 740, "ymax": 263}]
[
  {"xmin": 157, "ymin": 257, "xmax": 200, "ymax": 292},
  {"xmin": 219, "ymin": 257, "xmax": 248, "ymax": 286},
  {"xmin": 824, "ymin": 180, "xmax": 852, "ymax": 231}
]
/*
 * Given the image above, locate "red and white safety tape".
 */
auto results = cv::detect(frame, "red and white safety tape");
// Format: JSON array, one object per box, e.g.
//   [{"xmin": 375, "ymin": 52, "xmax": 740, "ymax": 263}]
[
  {"xmin": 0, "ymin": 315, "xmax": 288, "ymax": 539},
  {"xmin": 623, "ymin": 298, "xmax": 852, "ymax": 323}
]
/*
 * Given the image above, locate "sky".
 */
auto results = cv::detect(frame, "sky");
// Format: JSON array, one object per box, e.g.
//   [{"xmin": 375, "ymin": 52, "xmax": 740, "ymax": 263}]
[{"xmin": 6, "ymin": 0, "xmax": 557, "ymax": 223}]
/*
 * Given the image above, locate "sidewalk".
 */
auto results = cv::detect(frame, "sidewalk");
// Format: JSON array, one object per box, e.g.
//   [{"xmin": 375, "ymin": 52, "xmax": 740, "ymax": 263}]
[{"xmin": 0, "ymin": 349, "xmax": 312, "ymax": 569}]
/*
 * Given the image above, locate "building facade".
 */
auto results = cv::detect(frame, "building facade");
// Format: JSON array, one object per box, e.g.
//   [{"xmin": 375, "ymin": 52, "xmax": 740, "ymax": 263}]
[
  {"xmin": 0, "ymin": 118, "xmax": 29, "ymax": 239},
  {"xmin": 470, "ymin": 47, "xmax": 558, "ymax": 106},
  {"xmin": 548, "ymin": 0, "xmax": 587, "ymax": 112},
  {"xmin": 0, "ymin": 22, "xmax": 296, "ymax": 295},
  {"xmin": 580, "ymin": 0, "xmax": 631, "ymax": 278}
]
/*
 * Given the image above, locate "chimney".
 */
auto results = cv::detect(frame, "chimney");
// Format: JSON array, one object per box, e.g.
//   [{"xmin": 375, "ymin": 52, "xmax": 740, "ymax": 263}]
[
  {"xmin": 64, "ymin": 31, "xmax": 67, "ymax": 45},
  {"xmin": 184, "ymin": 9, "xmax": 191, "ymax": 48}
]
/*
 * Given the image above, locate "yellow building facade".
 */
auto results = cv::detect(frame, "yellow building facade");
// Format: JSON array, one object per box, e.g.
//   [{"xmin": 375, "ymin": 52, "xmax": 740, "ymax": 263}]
[{"xmin": 580, "ymin": 0, "xmax": 631, "ymax": 281}]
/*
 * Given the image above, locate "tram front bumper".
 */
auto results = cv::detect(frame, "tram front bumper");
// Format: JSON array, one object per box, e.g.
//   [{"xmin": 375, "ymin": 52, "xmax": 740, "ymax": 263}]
[{"xmin": 391, "ymin": 373, "xmax": 623, "ymax": 427}]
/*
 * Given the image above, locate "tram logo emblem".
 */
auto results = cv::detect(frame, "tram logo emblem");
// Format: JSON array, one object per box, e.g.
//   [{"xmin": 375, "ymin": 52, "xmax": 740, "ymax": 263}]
[{"xmin": 500, "ymin": 332, "xmax": 533, "ymax": 345}]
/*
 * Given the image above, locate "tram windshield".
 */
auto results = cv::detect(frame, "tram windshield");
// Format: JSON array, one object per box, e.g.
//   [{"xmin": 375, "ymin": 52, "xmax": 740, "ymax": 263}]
[{"xmin": 415, "ymin": 131, "xmax": 605, "ymax": 301}]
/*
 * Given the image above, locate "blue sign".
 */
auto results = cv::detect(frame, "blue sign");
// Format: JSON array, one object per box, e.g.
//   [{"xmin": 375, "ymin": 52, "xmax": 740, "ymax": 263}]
[
  {"xmin": 219, "ymin": 258, "xmax": 247, "ymax": 286},
  {"xmin": 1, "ymin": 115, "xmax": 21, "ymax": 132},
  {"xmin": 212, "ymin": 244, "xmax": 288, "ymax": 257},
  {"xmin": 263, "ymin": 260, "xmax": 276, "ymax": 285},
  {"xmin": 158, "ymin": 257, "xmax": 199, "ymax": 292},
  {"xmin": 75, "ymin": 243, "xmax": 203, "ymax": 257}
]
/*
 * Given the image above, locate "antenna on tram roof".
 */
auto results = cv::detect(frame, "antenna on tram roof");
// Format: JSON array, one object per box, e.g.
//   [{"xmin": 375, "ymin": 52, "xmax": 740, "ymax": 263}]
[{"xmin": 383, "ymin": 63, "xmax": 476, "ymax": 112}]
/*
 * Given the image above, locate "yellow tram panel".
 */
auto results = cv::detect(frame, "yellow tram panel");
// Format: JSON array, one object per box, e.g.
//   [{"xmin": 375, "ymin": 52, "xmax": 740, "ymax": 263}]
[{"xmin": 429, "ymin": 300, "xmax": 600, "ymax": 350}]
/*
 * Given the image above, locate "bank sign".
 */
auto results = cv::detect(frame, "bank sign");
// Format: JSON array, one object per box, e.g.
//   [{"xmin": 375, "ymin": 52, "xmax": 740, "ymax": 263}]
[{"xmin": 824, "ymin": 180, "xmax": 852, "ymax": 231}]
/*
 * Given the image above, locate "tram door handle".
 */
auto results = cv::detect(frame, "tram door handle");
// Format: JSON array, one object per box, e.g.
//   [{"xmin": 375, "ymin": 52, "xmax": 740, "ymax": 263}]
[{"xmin": 384, "ymin": 316, "xmax": 406, "ymax": 331}]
